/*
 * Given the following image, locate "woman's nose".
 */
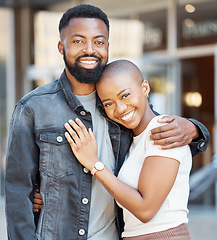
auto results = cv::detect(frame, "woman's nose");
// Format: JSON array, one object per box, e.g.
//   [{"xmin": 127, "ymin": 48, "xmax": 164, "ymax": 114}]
[{"xmin": 116, "ymin": 101, "xmax": 127, "ymax": 114}]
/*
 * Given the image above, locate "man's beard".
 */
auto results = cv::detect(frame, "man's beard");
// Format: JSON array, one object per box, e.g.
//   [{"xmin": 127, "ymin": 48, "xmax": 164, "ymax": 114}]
[{"xmin": 63, "ymin": 49, "xmax": 107, "ymax": 84}]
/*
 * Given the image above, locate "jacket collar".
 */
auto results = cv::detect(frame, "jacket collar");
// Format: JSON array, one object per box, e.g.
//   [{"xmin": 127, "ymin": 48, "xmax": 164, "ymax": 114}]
[{"xmin": 59, "ymin": 70, "xmax": 86, "ymax": 111}]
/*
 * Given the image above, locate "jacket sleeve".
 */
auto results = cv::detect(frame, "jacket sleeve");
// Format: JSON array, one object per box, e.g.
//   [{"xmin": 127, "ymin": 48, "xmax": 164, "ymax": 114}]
[
  {"xmin": 188, "ymin": 118, "xmax": 210, "ymax": 157},
  {"xmin": 5, "ymin": 102, "xmax": 38, "ymax": 240}
]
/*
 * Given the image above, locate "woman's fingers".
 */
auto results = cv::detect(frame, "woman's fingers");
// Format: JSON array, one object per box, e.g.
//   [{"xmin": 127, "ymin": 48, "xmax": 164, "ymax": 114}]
[
  {"xmin": 64, "ymin": 122, "xmax": 80, "ymax": 143},
  {"xmin": 65, "ymin": 118, "xmax": 89, "ymax": 140},
  {"xmin": 65, "ymin": 132, "xmax": 77, "ymax": 149},
  {"xmin": 64, "ymin": 118, "xmax": 95, "ymax": 155},
  {"xmin": 74, "ymin": 118, "xmax": 89, "ymax": 137}
]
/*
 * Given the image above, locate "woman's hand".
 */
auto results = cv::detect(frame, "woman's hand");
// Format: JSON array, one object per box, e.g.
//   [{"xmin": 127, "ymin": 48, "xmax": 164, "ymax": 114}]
[
  {"xmin": 149, "ymin": 115, "xmax": 199, "ymax": 149},
  {"xmin": 64, "ymin": 118, "xmax": 99, "ymax": 171}
]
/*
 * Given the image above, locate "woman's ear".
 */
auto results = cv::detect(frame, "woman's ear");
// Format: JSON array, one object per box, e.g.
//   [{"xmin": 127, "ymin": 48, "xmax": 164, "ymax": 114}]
[
  {"xmin": 142, "ymin": 80, "xmax": 150, "ymax": 97},
  {"xmin": 58, "ymin": 41, "xmax": 64, "ymax": 55}
]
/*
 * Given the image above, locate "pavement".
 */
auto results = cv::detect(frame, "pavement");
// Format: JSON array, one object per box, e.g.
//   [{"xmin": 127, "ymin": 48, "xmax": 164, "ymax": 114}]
[
  {"xmin": 0, "ymin": 198, "xmax": 7, "ymax": 240},
  {"xmin": 1, "ymin": 198, "xmax": 217, "ymax": 240},
  {"xmin": 188, "ymin": 204, "xmax": 217, "ymax": 240}
]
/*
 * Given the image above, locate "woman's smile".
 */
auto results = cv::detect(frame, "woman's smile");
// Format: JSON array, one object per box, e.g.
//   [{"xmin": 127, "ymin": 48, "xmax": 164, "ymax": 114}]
[{"xmin": 119, "ymin": 109, "xmax": 136, "ymax": 122}]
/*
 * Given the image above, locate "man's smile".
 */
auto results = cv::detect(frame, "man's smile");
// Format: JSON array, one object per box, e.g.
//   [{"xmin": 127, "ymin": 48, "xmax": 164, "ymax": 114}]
[{"xmin": 78, "ymin": 57, "xmax": 100, "ymax": 69}]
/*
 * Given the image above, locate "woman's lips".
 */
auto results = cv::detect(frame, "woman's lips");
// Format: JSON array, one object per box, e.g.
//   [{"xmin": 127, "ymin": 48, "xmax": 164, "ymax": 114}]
[{"xmin": 120, "ymin": 109, "xmax": 136, "ymax": 122}]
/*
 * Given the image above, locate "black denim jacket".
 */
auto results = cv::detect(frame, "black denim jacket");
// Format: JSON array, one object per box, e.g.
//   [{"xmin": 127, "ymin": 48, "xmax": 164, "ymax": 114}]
[{"xmin": 5, "ymin": 71, "xmax": 209, "ymax": 240}]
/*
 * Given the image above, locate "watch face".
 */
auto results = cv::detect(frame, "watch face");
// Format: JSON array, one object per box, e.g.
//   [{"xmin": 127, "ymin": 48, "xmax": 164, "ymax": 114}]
[{"xmin": 95, "ymin": 162, "xmax": 104, "ymax": 170}]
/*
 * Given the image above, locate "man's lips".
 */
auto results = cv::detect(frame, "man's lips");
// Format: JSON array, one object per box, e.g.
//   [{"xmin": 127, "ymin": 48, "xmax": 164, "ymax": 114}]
[
  {"xmin": 76, "ymin": 54, "xmax": 102, "ymax": 69},
  {"xmin": 78, "ymin": 57, "xmax": 99, "ymax": 69},
  {"xmin": 80, "ymin": 60, "xmax": 97, "ymax": 64}
]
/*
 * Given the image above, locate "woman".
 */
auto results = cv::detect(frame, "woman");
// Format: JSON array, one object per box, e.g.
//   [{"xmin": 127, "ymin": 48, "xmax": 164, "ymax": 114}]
[{"xmin": 64, "ymin": 59, "xmax": 192, "ymax": 239}]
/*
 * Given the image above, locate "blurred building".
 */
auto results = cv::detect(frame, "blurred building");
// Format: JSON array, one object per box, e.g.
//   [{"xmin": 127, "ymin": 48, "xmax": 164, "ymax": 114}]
[{"xmin": 0, "ymin": 0, "xmax": 217, "ymax": 209}]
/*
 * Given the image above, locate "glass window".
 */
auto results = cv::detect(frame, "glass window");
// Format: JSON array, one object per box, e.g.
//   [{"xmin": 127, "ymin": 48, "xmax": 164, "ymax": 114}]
[
  {"xmin": 32, "ymin": 11, "xmax": 63, "ymax": 87},
  {"xmin": 139, "ymin": 9, "xmax": 167, "ymax": 52},
  {"xmin": 177, "ymin": 1, "xmax": 217, "ymax": 47},
  {"xmin": 139, "ymin": 57, "xmax": 181, "ymax": 115}
]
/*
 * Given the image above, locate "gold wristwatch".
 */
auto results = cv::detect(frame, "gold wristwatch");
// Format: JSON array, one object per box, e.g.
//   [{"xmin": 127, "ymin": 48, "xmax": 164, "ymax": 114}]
[{"xmin": 91, "ymin": 162, "xmax": 105, "ymax": 176}]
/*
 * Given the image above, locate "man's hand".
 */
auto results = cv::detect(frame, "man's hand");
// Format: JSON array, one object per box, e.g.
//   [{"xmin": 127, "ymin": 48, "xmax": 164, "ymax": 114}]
[
  {"xmin": 33, "ymin": 186, "xmax": 43, "ymax": 213},
  {"xmin": 149, "ymin": 115, "xmax": 199, "ymax": 149}
]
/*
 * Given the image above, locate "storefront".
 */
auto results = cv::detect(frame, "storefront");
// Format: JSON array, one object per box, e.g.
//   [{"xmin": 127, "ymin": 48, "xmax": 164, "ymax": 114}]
[{"xmin": 0, "ymin": 0, "xmax": 217, "ymax": 207}]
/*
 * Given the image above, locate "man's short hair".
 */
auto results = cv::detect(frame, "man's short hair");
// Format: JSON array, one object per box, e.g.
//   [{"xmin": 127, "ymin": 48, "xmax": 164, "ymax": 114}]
[{"xmin": 59, "ymin": 4, "xmax": 109, "ymax": 34}]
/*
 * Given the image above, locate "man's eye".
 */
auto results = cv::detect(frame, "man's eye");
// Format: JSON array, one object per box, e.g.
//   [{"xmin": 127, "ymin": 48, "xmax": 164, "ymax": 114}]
[
  {"xmin": 104, "ymin": 102, "xmax": 112, "ymax": 107},
  {"xmin": 122, "ymin": 93, "xmax": 130, "ymax": 99},
  {"xmin": 95, "ymin": 40, "xmax": 104, "ymax": 45},
  {"xmin": 73, "ymin": 40, "xmax": 83, "ymax": 44}
]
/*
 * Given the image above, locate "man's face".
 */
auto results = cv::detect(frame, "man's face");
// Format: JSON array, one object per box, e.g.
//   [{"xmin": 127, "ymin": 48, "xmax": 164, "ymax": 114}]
[{"xmin": 59, "ymin": 18, "xmax": 109, "ymax": 84}]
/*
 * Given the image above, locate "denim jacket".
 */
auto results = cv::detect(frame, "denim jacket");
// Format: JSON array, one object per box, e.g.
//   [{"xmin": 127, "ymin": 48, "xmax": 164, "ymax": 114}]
[{"xmin": 5, "ymin": 70, "xmax": 209, "ymax": 240}]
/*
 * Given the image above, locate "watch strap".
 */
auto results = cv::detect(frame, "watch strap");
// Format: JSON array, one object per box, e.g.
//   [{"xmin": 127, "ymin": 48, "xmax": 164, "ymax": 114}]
[{"xmin": 91, "ymin": 167, "xmax": 98, "ymax": 176}]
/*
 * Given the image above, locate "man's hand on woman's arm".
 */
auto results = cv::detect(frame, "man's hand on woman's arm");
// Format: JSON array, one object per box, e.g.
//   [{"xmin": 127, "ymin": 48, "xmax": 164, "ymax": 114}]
[{"xmin": 149, "ymin": 115, "xmax": 209, "ymax": 156}]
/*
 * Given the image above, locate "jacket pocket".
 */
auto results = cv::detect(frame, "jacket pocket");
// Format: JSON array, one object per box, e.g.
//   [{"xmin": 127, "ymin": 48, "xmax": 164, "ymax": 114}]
[{"xmin": 39, "ymin": 131, "xmax": 75, "ymax": 179}]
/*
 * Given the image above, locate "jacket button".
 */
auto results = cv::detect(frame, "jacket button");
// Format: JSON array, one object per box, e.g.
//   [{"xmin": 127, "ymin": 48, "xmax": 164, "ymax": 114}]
[
  {"xmin": 80, "ymin": 110, "xmax": 86, "ymax": 116},
  {"xmin": 57, "ymin": 136, "xmax": 63, "ymax": 143},
  {"xmin": 82, "ymin": 198, "xmax": 89, "ymax": 205},
  {"xmin": 79, "ymin": 229, "xmax": 85, "ymax": 235},
  {"xmin": 200, "ymin": 141, "xmax": 205, "ymax": 148},
  {"xmin": 83, "ymin": 167, "xmax": 89, "ymax": 173}
]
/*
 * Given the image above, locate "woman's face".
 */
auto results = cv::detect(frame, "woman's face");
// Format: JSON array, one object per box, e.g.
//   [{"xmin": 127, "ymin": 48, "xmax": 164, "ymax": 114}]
[{"xmin": 97, "ymin": 71, "xmax": 150, "ymax": 135}]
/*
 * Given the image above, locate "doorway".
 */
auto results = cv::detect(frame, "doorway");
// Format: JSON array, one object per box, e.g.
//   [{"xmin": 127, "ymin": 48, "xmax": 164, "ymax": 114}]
[{"xmin": 181, "ymin": 56, "xmax": 215, "ymax": 206}]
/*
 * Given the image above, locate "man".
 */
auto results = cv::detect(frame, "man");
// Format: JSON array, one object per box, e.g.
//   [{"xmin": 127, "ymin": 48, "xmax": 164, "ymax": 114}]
[{"xmin": 5, "ymin": 4, "xmax": 209, "ymax": 240}]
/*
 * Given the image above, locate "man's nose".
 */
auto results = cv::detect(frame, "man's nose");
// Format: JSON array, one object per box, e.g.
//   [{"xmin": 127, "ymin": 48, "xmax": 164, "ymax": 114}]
[{"xmin": 83, "ymin": 41, "xmax": 96, "ymax": 55}]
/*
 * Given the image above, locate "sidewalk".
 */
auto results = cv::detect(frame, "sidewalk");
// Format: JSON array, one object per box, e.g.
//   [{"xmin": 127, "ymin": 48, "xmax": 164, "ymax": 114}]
[
  {"xmin": 188, "ymin": 204, "xmax": 217, "ymax": 240},
  {"xmin": 0, "ymin": 198, "xmax": 7, "ymax": 240},
  {"xmin": 1, "ymin": 198, "xmax": 217, "ymax": 240}
]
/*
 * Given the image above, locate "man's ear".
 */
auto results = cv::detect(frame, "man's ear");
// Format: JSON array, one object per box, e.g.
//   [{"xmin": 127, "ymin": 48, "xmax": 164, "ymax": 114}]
[
  {"xmin": 106, "ymin": 42, "xmax": 110, "ymax": 54},
  {"xmin": 142, "ymin": 80, "xmax": 150, "ymax": 97},
  {"xmin": 58, "ymin": 41, "xmax": 64, "ymax": 55}
]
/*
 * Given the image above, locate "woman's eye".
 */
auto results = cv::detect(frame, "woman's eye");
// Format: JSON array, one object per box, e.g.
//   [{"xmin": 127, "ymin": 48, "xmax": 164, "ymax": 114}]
[
  {"xmin": 122, "ymin": 93, "xmax": 130, "ymax": 99},
  {"xmin": 104, "ymin": 102, "xmax": 112, "ymax": 107}
]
